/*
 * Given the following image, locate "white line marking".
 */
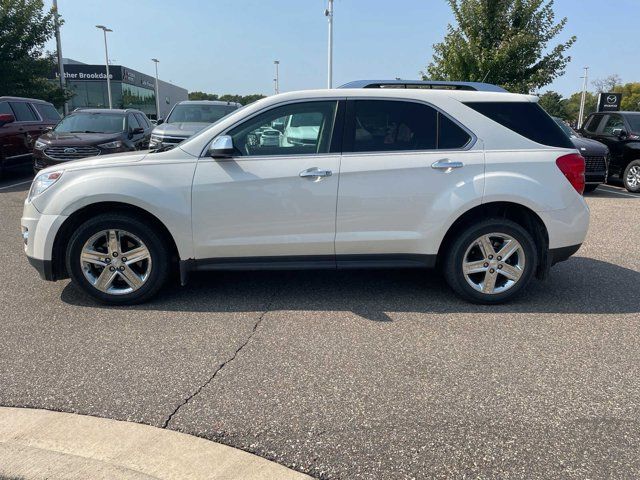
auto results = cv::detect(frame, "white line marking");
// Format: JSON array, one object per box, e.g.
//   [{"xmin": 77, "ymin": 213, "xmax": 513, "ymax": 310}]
[
  {"xmin": 0, "ymin": 179, "xmax": 31, "ymax": 191},
  {"xmin": 598, "ymin": 186, "xmax": 639, "ymax": 198}
]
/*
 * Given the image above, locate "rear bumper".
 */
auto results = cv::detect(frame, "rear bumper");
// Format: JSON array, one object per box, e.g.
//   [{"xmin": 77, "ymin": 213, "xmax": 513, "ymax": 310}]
[{"xmin": 549, "ymin": 244, "xmax": 582, "ymax": 266}]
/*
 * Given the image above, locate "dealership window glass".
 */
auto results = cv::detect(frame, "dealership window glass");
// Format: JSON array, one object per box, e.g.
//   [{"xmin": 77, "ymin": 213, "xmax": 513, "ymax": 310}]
[
  {"xmin": 464, "ymin": 101, "xmax": 573, "ymax": 148},
  {"xmin": 121, "ymin": 84, "xmax": 155, "ymax": 115},
  {"xmin": 167, "ymin": 104, "xmax": 238, "ymax": 124},
  {"xmin": 9, "ymin": 102, "xmax": 38, "ymax": 121},
  {"xmin": 350, "ymin": 100, "xmax": 437, "ymax": 152},
  {"xmin": 601, "ymin": 114, "xmax": 625, "ymax": 135},
  {"xmin": 34, "ymin": 103, "xmax": 61, "ymax": 121},
  {"xmin": 438, "ymin": 113, "xmax": 472, "ymax": 149},
  {"xmin": 54, "ymin": 112, "xmax": 126, "ymax": 134},
  {"xmin": 228, "ymin": 101, "xmax": 337, "ymax": 156},
  {"xmin": 0, "ymin": 102, "xmax": 11, "ymax": 115}
]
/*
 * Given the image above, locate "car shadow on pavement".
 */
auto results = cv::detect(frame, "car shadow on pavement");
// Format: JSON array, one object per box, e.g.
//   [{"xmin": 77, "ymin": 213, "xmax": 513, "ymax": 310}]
[{"xmin": 60, "ymin": 256, "xmax": 640, "ymax": 320}]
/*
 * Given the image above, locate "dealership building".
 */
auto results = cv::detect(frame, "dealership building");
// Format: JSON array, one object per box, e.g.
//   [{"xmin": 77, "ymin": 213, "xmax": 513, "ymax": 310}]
[{"xmin": 49, "ymin": 59, "xmax": 188, "ymax": 119}]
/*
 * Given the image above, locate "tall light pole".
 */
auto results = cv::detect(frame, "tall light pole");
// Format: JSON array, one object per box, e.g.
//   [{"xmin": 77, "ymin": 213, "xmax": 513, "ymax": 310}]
[
  {"xmin": 95, "ymin": 25, "xmax": 113, "ymax": 109},
  {"xmin": 52, "ymin": 0, "xmax": 67, "ymax": 115},
  {"xmin": 325, "ymin": 0, "xmax": 334, "ymax": 88},
  {"xmin": 152, "ymin": 58, "xmax": 160, "ymax": 120},
  {"xmin": 578, "ymin": 66, "xmax": 589, "ymax": 128},
  {"xmin": 274, "ymin": 60, "xmax": 280, "ymax": 94}
]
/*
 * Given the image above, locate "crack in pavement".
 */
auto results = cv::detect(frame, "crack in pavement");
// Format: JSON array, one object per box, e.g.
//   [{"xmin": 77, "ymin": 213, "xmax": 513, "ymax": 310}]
[{"xmin": 161, "ymin": 290, "xmax": 279, "ymax": 429}]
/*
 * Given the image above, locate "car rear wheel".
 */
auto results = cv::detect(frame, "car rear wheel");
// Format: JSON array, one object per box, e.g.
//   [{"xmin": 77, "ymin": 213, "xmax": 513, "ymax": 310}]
[
  {"xmin": 443, "ymin": 219, "xmax": 537, "ymax": 304},
  {"xmin": 66, "ymin": 214, "xmax": 170, "ymax": 304},
  {"xmin": 623, "ymin": 160, "xmax": 640, "ymax": 193}
]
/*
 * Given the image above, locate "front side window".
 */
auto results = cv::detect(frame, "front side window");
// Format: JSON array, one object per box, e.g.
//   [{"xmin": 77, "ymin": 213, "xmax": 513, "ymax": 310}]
[
  {"xmin": 9, "ymin": 102, "xmax": 38, "ymax": 121},
  {"xmin": 351, "ymin": 100, "xmax": 437, "ymax": 152},
  {"xmin": 34, "ymin": 103, "xmax": 61, "ymax": 121},
  {"xmin": 228, "ymin": 101, "xmax": 337, "ymax": 157},
  {"xmin": 601, "ymin": 114, "xmax": 625, "ymax": 135},
  {"xmin": 54, "ymin": 113, "xmax": 126, "ymax": 134},
  {"xmin": 626, "ymin": 115, "xmax": 640, "ymax": 133},
  {"xmin": 167, "ymin": 104, "xmax": 238, "ymax": 124}
]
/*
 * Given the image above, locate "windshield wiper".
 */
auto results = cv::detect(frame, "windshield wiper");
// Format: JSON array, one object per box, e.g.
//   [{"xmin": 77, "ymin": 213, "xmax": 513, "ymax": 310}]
[{"xmin": 69, "ymin": 130, "xmax": 102, "ymax": 133}]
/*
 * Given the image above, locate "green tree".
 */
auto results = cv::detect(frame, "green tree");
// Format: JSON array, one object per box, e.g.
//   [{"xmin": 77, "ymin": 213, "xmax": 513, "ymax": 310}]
[
  {"xmin": 613, "ymin": 82, "xmax": 640, "ymax": 112},
  {"xmin": 564, "ymin": 91, "xmax": 597, "ymax": 124},
  {"xmin": 188, "ymin": 91, "xmax": 266, "ymax": 105},
  {"xmin": 537, "ymin": 90, "xmax": 567, "ymax": 118},
  {"xmin": 0, "ymin": 0, "xmax": 69, "ymax": 106},
  {"xmin": 424, "ymin": 0, "xmax": 576, "ymax": 93}
]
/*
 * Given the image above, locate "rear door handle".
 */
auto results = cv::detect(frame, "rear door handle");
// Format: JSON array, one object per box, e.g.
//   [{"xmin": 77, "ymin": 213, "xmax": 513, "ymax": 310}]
[
  {"xmin": 299, "ymin": 167, "xmax": 333, "ymax": 179},
  {"xmin": 431, "ymin": 159, "xmax": 464, "ymax": 172}
]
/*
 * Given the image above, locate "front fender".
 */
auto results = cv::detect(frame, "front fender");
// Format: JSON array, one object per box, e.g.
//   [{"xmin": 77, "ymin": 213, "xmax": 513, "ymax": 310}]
[{"xmin": 32, "ymin": 162, "xmax": 197, "ymax": 259}]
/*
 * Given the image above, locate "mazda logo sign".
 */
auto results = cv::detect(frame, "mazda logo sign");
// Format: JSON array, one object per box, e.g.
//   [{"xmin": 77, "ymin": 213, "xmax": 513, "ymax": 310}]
[
  {"xmin": 63, "ymin": 147, "xmax": 77, "ymax": 154},
  {"xmin": 607, "ymin": 95, "xmax": 617, "ymax": 103}
]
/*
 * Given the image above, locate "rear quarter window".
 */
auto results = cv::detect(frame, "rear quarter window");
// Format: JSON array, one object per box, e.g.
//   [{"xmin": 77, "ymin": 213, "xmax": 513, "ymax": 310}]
[
  {"xmin": 34, "ymin": 103, "xmax": 61, "ymax": 121},
  {"xmin": 464, "ymin": 101, "xmax": 574, "ymax": 148}
]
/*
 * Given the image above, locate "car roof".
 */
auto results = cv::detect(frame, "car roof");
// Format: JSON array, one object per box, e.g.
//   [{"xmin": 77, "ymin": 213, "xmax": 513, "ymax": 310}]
[
  {"xmin": 177, "ymin": 100, "xmax": 242, "ymax": 107},
  {"xmin": 338, "ymin": 79, "xmax": 508, "ymax": 93},
  {"xmin": 0, "ymin": 96, "xmax": 55, "ymax": 105},
  {"xmin": 70, "ymin": 108, "xmax": 143, "ymax": 115}
]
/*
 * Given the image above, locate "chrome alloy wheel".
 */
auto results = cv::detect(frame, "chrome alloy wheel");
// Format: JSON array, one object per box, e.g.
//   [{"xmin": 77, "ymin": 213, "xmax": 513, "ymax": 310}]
[
  {"xmin": 462, "ymin": 233, "xmax": 525, "ymax": 295},
  {"xmin": 80, "ymin": 230, "xmax": 152, "ymax": 295},
  {"xmin": 626, "ymin": 165, "xmax": 640, "ymax": 188}
]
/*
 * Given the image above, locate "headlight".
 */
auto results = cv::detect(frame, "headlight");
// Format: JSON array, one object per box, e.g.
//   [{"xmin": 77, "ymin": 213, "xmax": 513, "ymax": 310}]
[
  {"xmin": 28, "ymin": 171, "xmax": 63, "ymax": 201},
  {"xmin": 34, "ymin": 139, "xmax": 47, "ymax": 150},
  {"xmin": 98, "ymin": 140, "xmax": 123, "ymax": 149}
]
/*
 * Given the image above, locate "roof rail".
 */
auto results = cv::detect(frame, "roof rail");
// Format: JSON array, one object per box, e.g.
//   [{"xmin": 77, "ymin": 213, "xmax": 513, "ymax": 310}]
[{"xmin": 338, "ymin": 79, "xmax": 507, "ymax": 93}]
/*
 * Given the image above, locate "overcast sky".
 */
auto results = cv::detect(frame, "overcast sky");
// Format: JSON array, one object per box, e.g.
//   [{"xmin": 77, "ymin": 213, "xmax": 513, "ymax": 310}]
[{"xmin": 44, "ymin": 0, "xmax": 640, "ymax": 96}]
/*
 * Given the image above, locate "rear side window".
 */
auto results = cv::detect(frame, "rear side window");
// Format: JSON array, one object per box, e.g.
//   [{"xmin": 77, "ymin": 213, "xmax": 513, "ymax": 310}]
[
  {"xmin": 135, "ymin": 113, "xmax": 149, "ymax": 128},
  {"xmin": 583, "ymin": 114, "xmax": 604, "ymax": 134},
  {"xmin": 127, "ymin": 113, "xmax": 141, "ymax": 130},
  {"xmin": 34, "ymin": 103, "xmax": 61, "ymax": 121},
  {"xmin": 438, "ymin": 114, "xmax": 471, "ymax": 149},
  {"xmin": 9, "ymin": 102, "xmax": 38, "ymax": 121},
  {"xmin": 464, "ymin": 101, "xmax": 573, "ymax": 148},
  {"xmin": 0, "ymin": 102, "xmax": 12, "ymax": 115},
  {"xmin": 350, "ymin": 100, "xmax": 437, "ymax": 152}
]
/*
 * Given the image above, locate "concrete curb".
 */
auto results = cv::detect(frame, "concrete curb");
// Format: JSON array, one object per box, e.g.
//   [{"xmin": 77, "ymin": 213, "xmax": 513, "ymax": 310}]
[{"xmin": 0, "ymin": 407, "xmax": 313, "ymax": 480}]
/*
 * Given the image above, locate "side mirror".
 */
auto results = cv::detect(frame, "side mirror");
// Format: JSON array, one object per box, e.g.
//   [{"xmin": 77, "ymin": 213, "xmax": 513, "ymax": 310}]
[
  {"xmin": 156, "ymin": 118, "xmax": 164, "ymax": 125},
  {"xmin": 0, "ymin": 113, "xmax": 15, "ymax": 127},
  {"xmin": 130, "ymin": 126, "xmax": 144, "ymax": 137},
  {"xmin": 612, "ymin": 128, "xmax": 627, "ymax": 138},
  {"xmin": 208, "ymin": 135, "xmax": 234, "ymax": 158}
]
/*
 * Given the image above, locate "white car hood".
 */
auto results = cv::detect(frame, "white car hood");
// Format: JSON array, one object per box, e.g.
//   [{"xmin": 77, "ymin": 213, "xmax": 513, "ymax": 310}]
[{"xmin": 38, "ymin": 151, "xmax": 149, "ymax": 174}]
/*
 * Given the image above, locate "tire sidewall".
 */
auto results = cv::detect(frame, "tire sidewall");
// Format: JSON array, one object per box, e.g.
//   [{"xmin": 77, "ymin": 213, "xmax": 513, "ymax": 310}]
[
  {"xmin": 66, "ymin": 214, "xmax": 169, "ymax": 304},
  {"xmin": 623, "ymin": 160, "xmax": 640, "ymax": 193},
  {"xmin": 444, "ymin": 219, "xmax": 538, "ymax": 304}
]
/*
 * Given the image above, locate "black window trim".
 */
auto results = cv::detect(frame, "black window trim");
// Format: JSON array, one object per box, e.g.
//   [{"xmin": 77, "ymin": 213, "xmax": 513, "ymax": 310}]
[
  {"xmin": 341, "ymin": 97, "xmax": 477, "ymax": 155},
  {"xmin": 201, "ymin": 98, "xmax": 347, "ymax": 160}
]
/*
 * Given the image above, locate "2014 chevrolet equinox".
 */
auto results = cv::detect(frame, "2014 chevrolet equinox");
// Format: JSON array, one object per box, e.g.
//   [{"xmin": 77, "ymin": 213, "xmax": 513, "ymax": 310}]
[{"xmin": 21, "ymin": 87, "xmax": 589, "ymax": 305}]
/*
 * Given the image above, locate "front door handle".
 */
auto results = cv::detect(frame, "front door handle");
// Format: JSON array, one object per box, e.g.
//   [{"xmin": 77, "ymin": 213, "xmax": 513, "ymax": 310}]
[
  {"xmin": 431, "ymin": 159, "xmax": 464, "ymax": 172},
  {"xmin": 299, "ymin": 167, "xmax": 333, "ymax": 179}
]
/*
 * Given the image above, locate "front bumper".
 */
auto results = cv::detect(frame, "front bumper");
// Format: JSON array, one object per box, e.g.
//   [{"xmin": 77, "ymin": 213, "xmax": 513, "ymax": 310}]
[{"xmin": 21, "ymin": 200, "xmax": 68, "ymax": 281}]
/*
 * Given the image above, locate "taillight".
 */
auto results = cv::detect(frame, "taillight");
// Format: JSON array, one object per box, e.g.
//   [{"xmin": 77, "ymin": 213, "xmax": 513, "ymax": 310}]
[{"xmin": 556, "ymin": 153, "xmax": 585, "ymax": 195}]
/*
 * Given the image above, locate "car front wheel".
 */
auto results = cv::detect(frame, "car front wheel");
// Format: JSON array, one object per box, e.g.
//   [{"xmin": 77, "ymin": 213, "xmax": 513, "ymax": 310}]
[
  {"xmin": 623, "ymin": 160, "xmax": 640, "ymax": 193},
  {"xmin": 66, "ymin": 214, "xmax": 170, "ymax": 304},
  {"xmin": 443, "ymin": 219, "xmax": 537, "ymax": 304}
]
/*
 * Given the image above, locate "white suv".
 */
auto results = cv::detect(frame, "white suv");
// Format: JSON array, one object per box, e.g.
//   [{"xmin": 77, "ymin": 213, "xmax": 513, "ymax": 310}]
[{"xmin": 21, "ymin": 87, "xmax": 589, "ymax": 305}]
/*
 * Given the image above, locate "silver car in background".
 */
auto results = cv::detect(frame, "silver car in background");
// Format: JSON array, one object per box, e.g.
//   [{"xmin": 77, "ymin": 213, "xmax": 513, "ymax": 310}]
[{"xmin": 149, "ymin": 100, "xmax": 241, "ymax": 149}]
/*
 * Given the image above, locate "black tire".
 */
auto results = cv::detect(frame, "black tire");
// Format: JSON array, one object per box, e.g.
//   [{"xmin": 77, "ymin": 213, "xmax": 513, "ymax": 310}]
[
  {"xmin": 66, "ymin": 213, "xmax": 170, "ymax": 305},
  {"xmin": 443, "ymin": 218, "xmax": 538, "ymax": 304},
  {"xmin": 622, "ymin": 160, "xmax": 640, "ymax": 193},
  {"xmin": 584, "ymin": 184, "xmax": 599, "ymax": 193}
]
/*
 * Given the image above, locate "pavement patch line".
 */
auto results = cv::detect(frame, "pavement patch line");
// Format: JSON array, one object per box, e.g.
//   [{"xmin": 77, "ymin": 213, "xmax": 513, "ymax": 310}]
[
  {"xmin": 0, "ymin": 180, "xmax": 31, "ymax": 191},
  {"xmin": 161, "ymin": 288, "xmax": 281, "ymax": 429},
  {"xmin": 0, "ymin": 407, "xmax": 311, "ymax": 480}
]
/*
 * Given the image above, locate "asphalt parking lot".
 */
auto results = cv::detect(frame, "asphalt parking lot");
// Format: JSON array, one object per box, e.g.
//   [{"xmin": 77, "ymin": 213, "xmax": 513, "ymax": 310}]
[{"xmin": 1, "ymin": 167, "xmax": 639, "ymax": 479}]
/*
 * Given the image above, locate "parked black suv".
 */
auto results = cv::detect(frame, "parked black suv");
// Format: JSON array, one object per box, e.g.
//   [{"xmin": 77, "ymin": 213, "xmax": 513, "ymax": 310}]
[
  {"xmin": 552, "ymin": 117, "xmax": 608, "ymax": 192},
  {"xmin": 33, "ymin": 108, "xmax": 152, "ymax": 172},
  {"xmin": 580, "ymin": 111, "xmax": 640, "ymax": 192},
  {"xmin": 0, "ymin": 96, "xmax": 61, "ymax": 176}
]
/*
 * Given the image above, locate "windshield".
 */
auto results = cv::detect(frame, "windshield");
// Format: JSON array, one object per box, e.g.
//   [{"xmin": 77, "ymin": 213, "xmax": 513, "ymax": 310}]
[
  {"xmin": 54, "ymin": 113, "xmax": 125, "ymax": 134},
  {"xmin": 166, "ymin": 104, "xmax": 238, "ymax": 124},
  {"xmin": 553, "ymin": 117, "xmax": 576, "ymax": 137},
  {"xmin": 626, "ymin": 115, "xmax": 640, "ymax": 133}
]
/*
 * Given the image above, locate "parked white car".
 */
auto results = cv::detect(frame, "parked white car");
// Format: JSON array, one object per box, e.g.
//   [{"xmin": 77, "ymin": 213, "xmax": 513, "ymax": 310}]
[{"xmin": 21, "ymin": 87, "xmax": 589, "ymax": 305}]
